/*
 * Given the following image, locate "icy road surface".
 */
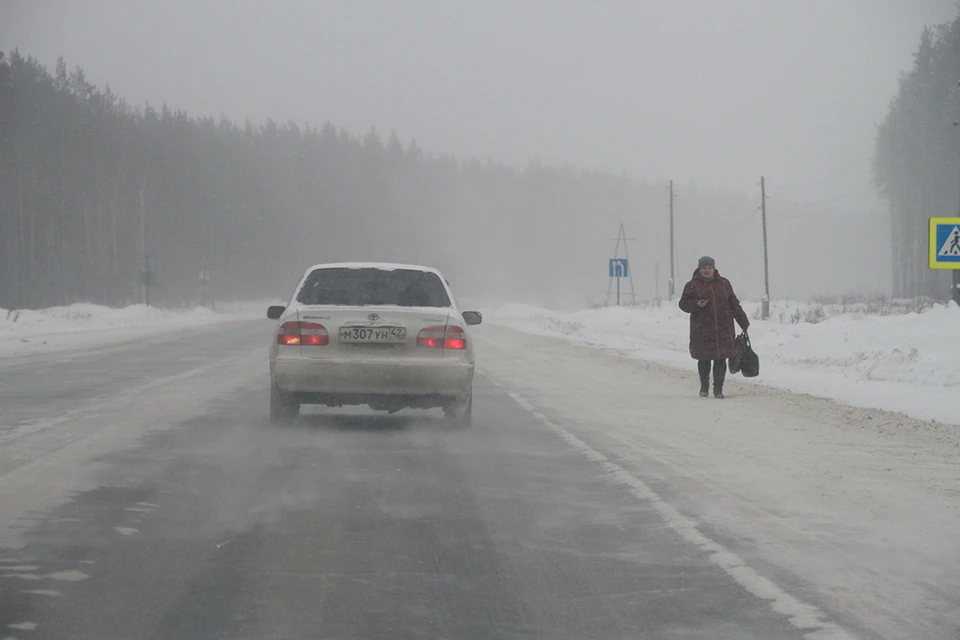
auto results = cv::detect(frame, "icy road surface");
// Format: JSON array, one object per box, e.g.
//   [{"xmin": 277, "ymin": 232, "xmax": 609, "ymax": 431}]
[{"xmin": 0, "ymin": 322, "xmax": 956, "ymax": 639}]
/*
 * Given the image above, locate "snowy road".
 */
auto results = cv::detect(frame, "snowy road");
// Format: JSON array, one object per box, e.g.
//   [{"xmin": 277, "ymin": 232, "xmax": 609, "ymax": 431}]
[{"xmin": 0, "ymin": 321, "xmax": 955, "ymax": 639}]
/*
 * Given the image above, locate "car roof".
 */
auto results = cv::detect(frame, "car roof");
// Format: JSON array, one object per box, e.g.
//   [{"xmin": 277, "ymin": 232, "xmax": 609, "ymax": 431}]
[{"xmin": 300, "ymin": 262, "xmax": 445, "ymax": 278}]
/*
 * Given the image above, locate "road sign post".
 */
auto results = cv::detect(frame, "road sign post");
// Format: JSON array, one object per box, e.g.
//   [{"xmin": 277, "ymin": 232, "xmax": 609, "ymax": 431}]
[
  {"xmin": 609, "ymin": 258, "xmax": 629, "ymax": 306},
  {"xmin": 606, "ymin": 224, "xmax": 637, "ymax": 306},
  {"xmin": 929, "ymin": 218, "xmax": 960, "ymax": 307}
]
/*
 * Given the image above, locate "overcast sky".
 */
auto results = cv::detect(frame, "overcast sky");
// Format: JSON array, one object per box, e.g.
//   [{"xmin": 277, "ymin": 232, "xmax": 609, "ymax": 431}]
[{"xmin": 3, "ymin": 0, "xmax": 957, "ymax": 200}]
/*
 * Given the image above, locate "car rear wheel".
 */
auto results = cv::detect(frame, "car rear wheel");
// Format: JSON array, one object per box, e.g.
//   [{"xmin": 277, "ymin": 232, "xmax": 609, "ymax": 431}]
[
  {"xmin": 444, "ymin": 391, "xmax": 472, "ymax": 428},
  {"xmin": 270, "ymin": 384, "xmax": 299, "ymax": 425}
]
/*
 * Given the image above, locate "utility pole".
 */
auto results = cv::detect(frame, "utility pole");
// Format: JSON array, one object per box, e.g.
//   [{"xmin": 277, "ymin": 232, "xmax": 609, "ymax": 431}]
[
  {"xmin": 761, "ymin": 176, "xmax": 771, "ymax": 319},
  {"xmin": 144, "ymin": 255, "xmax": 151, "ymax": 306},
  {"xmin": 954, "ymin": 91, "xmax": 960, "ymax": 307},
  {"xmin": 669, "ymin": 180, "xmax": 675, "ymax": 301},
  {"xmin": 199, "ymin": 268, "xmax": 212, "ymax": 309},
  {"xmin": 139, "ymin": 182, "xmax": 146, "ymax": 264},
  {"xmin": 655, "ymin": 261, "xmax": 660, "ymax": 302},
  {"xmin": 139, "ymin": 179, "xmax": 150, "ymax": 306}
]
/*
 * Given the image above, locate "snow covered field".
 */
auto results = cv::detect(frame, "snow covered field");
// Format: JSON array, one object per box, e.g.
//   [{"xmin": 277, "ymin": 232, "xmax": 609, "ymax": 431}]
[
  {"xmin": 490, "ymin": 299, "xmax": 960, "ymax": 425},
  {"xmin": 0, "ymin": 301, "xmax": 272, "ymax": 360}
]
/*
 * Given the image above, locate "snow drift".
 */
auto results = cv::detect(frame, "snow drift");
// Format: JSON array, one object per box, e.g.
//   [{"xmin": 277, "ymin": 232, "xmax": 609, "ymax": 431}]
[
  {"xmin": 490, "ymin": 300, "xmax": 960, "ymax": 425},
  {"xmin": 0, "ymin": 301, "xmax": 270, "ymax": 359}
]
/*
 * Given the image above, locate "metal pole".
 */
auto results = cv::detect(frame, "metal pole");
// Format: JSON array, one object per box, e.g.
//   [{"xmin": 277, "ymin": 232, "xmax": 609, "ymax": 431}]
[
  {"xmin": 617, "ymin": 276, "xmax": 621, "ymax": 306},
  {"xmin": 140, "ymin": 184, "xmax": 146, "ymax": 305},
  {"xmin": 144, "ymin": 254, "xmax": 150, "ymax": 307},
  {"xmin": 139, "ymin": 183, "xmax": 146, "ymax": 265},
  {"xmin": 669, "ymin": 180, "xmax": 675, "ymax": 300},
  {"xmin": 955, "ymin": 110, "xmax": 960, "ymax": 307},
  {"xmin": 761, "ymin": 176, "xmax": 770, "ymax": 319}
]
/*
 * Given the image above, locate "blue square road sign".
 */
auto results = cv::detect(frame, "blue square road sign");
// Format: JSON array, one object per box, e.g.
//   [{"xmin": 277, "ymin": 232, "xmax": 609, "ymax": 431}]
[{"xmin": 609, "ymin": 258, "xmax": 629, "ymax": 278}]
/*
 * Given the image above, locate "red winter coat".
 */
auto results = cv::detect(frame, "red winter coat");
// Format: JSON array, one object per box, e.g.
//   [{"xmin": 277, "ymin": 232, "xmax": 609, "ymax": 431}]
[{"xmin": 679, "ymin": 269, "xmax": 750, "ymax": 360}]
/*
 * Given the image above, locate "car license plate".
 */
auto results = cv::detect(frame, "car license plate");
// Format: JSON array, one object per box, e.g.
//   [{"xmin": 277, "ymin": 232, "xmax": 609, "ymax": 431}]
[{"xmin": 339, "ymin": 326, "xmax": 406, "ymax": 343}]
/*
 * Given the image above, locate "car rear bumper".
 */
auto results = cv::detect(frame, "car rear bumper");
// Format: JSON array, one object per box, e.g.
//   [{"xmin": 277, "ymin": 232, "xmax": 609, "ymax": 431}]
[{"xmin": 271, "ymin": 355, "xmax": 474, "ymax": 398}]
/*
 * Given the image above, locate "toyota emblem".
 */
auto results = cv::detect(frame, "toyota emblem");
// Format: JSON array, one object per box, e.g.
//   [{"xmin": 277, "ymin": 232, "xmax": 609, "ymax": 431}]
[{"xmin": 368, "ymin": 313, "xmax": 379, "ymax": 321}]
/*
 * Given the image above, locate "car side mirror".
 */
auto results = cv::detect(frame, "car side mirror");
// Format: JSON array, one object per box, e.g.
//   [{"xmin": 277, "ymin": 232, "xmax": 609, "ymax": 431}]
[
  {"xmin": 462, "ymin": 311, "xmax": 482, "ymax": 326},
  {"xmin": 267, "ymin": 305, "xmax": 286, "ymax": 320}
]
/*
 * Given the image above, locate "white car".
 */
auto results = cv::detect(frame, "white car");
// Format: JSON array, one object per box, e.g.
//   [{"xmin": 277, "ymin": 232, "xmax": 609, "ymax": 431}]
[{"xmin": 266, "ymin": 262, "xmax": 482, "ymax": 425}]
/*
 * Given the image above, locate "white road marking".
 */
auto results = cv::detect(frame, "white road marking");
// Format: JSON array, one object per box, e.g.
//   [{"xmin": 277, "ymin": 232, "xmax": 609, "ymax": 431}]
[
  {"xmin": 115, "ymin": 527, "xmax": 138, "ymax": 536},
  {"xmin": 507, "ymin": 389, "xmax": 858, "ymax": 640},
  {"xmin": 7, "ymin": 622, "xmax": 37, "ymax": 631},
  {"xmin": 22, "ymin": 590, "xmax": 61, "ymax": 597},
  {"xmin": 47, "ymin": 570, "xmax": 89, "ymax": 582}
]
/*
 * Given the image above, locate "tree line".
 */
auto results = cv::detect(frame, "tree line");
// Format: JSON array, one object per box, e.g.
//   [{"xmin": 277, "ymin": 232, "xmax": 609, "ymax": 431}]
[
  {"xmin": 874, "ymin": 15, "xmax": 960, "ymax": 298},
  {"xmin": 1, "ymin": 50, "xmax": 682, "ymax": 310},
  {"xmin": 1, "ymin": 48, "xmax": 910, "ymax": 311}
]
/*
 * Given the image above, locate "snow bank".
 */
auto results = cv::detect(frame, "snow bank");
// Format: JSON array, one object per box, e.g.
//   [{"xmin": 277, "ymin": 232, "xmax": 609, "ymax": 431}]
[
  {"xmin": 490, "ymin": 300, "xmax": 960, "ymax": 425},
  {"xmin": 0, "ymin": 301, "xmax": 272, "ymax": 359}
]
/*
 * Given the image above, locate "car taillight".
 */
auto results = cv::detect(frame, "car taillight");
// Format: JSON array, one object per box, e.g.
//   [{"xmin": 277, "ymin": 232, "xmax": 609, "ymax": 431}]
[
  {"xmin": 417, "ymin": 325, "xmax": 466, "ymax": 350},
  {"xmin": 277, "ymin": 321, "xmax": 329, "ymax": 346},
  {"xmin": 444, "ymin": 325, "xmax": 466, "ymax": 350}
]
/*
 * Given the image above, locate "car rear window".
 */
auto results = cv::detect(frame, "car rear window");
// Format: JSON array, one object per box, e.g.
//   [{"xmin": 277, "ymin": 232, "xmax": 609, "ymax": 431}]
[{"xmin": 296, "ymin": 268, "xmax": 452, "ymax": 307}]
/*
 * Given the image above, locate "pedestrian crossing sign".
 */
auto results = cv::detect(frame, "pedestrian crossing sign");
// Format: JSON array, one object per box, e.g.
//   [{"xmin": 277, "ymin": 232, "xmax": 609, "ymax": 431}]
[{"xmin": 930, "ymin": 217, "xmax": 960, "ymax": 269}]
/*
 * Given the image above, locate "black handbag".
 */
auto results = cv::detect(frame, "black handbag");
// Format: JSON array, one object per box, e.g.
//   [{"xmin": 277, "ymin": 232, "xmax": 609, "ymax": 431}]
[{"xmin": 730, "ymin": 332, "xmax": 759, "ymax": 377}]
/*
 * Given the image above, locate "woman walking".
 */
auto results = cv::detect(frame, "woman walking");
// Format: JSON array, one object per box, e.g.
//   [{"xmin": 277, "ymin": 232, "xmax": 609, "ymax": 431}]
[{"xmin": 679, "ymin": 257, "xmax": 750, "ymax": 399}]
